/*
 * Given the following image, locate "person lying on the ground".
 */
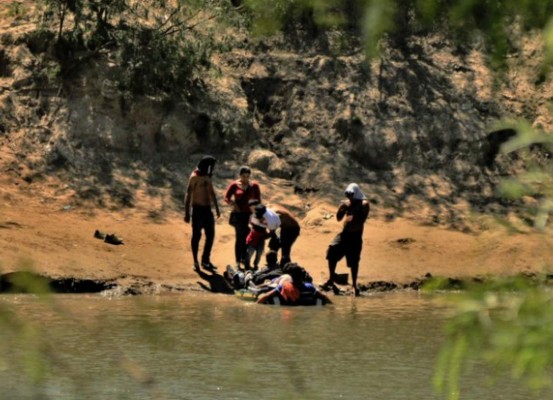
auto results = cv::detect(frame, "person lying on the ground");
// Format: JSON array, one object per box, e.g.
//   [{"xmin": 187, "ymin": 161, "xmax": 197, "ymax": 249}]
[
  {"xmin": 256, "ymin": 263, "xmax": 332, "ymax": 305},
  {"xmin": 225, "ymin": 251, "xmax": 283, "ymax": 290}
]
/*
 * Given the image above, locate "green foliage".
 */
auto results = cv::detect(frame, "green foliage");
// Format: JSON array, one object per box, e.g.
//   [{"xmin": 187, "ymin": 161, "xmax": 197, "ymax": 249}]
[
  {"xmin": 434, "ymin": 277, "xmax": 553, "ymax": 399},
  {"xmin": 7, "ymin": 1, "xmax": 27, "ymax": 18},
  {"xmin": 113, "ymin": 1, "xmax": 229, "ymax": 97},
  {"xmin": 435, "ymin": 115, "xmax": 553, "ymax": 398},
  {"xmin": 0, "ymin": 263, "xmax": 52, "ymax": 387},
  {"xmin": 36, "ymin": 0, "xmax": 241, "ymax": 98},
  {"xmin": 495, "ymin": 121, "xmax": 553, "ymax": 230},
  {"xmin": 244, "ymin": 0, "xmax": 553, "ymax": 67}
]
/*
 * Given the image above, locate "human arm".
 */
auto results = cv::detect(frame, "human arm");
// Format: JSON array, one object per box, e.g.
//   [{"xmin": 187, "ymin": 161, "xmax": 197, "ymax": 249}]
[
  {"xmin": 268, "ymin": 230, "xmax": 280, "ymax": 251},
  {"xmin": 209, "ymin": 180, "xmax": 220, "ymax": 218},
  {"xmin": 251, "ymin": 182, "xmax": 261, "ymax": 203},
  {"xmin": 315, "ymin": 289, "xmax": 333, "ymax": 304},
  {"xmin": 224, "ymin": 182, "xmax": 238, "ymax": 211},
  {"xmin": 336, "ymin": 200, "xmax": 349, "ymax": 222},
  {"xmin": 256, "ymin": 288, "xmax": 278, "ymax": 304},
  {"xmin": 183, "ymin": 176, "xmax": 195, "ymax": 223},
  {"xmin": 362, "ymin": 200, "xmax": 370, "ymax": 221}
]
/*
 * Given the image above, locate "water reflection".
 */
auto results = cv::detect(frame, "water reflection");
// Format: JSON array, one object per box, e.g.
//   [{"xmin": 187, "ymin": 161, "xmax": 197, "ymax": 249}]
[{"xmin": 0, "ymin": 292, "xmax": 543, "ymax": 400}]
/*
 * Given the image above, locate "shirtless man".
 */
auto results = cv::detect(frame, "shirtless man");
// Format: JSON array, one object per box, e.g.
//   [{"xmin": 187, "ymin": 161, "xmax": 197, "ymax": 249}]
[
  {"xmin": 184, "ymin": 156, "xmax": 220, "ymax": 271},
  {"xmin": 323, "ymin": 183, "xmax": 370, "ymax": 296}
]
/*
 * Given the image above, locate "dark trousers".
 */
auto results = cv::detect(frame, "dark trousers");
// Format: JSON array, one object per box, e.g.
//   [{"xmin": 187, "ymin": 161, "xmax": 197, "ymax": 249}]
[
  {"xmin": 232, "ymin": 212, "xmax": 251, "ymax": 264},
  {"xmin": 246, "ymin": 240, "xmax": 265, "ymax": 269},
  {"xmin": 280, "ymin": 226, "xmax": 300, "ymax": 266},
  {"xmin": 326, "ymin": 231, "xmax": 363, "ymax": 287},
  {"xmin": 191, "ymin": 206, "xmax": 215, "ymax": 264}
]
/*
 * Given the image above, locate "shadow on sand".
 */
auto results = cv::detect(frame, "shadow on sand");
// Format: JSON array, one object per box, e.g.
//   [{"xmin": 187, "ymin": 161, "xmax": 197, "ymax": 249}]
[{"xmin": 194, "ymin": 267, "xmax": 234, "ymax": 294}]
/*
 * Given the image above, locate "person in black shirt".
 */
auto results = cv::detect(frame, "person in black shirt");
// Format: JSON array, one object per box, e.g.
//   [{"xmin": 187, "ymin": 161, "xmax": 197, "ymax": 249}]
[{"xmin": 323, "ymin": 183, "xmax": 370, "ymax": 296}]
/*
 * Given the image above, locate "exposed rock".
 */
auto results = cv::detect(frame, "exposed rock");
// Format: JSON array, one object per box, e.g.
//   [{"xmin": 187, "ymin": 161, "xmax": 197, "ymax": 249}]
[
  {"xmin": 247, "ymin": 149, "xmax": 293, "ymax": 178},
  {"xmin": 0, "ymin": 12, "xmax": 551, "ymax": 228}
]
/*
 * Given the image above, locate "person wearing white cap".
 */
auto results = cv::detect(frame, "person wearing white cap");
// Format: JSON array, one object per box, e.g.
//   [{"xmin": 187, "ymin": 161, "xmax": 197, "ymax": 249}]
[{"xmin": 322, "ymin": 183, "xmax": 370, "ymax": 296}]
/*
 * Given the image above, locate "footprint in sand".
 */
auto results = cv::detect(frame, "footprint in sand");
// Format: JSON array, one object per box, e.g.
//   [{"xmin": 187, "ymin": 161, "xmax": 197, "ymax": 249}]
[{"xmin": 218, "ymin": 234, "xmax": 233, "ymax": 243}]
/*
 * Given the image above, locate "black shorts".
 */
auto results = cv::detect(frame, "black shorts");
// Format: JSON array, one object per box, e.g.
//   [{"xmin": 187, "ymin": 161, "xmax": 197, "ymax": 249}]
[
  {"xmin": 326, "ymin": 232, "xmax": 363, "ymax": 267},
  {"xmin": 192, "ymin": 206, "xmax": 214, "ymax": 230}
]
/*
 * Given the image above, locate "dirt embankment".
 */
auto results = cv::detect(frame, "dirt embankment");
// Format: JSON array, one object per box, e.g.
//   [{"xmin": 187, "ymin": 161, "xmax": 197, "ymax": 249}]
[
  {"xmin": 2, "ymin": 170, "xmax": 552, "ymax": 296},
  {"xmin": 1, "ymin": 3, "xmax": 553, "ymax": 295}
]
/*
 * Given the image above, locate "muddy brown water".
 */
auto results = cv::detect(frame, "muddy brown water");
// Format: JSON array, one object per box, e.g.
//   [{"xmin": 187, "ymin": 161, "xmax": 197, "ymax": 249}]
[{"xmin": 0, "ymin": 292, "xmax": 545, "ymax": 400}]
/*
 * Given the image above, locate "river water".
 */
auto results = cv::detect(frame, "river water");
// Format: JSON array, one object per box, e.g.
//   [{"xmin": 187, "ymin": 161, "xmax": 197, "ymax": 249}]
[{"xmin": 0, "ymin": 292, "xmax": 545, "ymax": 400}]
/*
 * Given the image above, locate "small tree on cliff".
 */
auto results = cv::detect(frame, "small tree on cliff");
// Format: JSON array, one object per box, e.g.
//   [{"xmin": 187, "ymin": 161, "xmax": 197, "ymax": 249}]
[{"xmin": 37, "ymin": 0, "xmax": 241, "ymax": 99}]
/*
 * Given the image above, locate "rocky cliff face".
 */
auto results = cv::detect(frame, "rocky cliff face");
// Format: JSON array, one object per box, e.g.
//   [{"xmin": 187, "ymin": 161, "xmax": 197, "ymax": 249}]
[{"xmin": 1, "ymin": 12, "xmax": 551, "ymax": 228}]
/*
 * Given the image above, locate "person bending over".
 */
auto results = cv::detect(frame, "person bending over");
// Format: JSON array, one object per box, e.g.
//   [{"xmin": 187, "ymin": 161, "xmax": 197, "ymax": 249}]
[{"xmin": 266, "ymin": 203, "xmax": 301, "ymax": 267}]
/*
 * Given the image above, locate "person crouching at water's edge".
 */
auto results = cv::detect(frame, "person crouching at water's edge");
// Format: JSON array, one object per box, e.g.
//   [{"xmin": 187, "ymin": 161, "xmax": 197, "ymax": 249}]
[{"xmin": 184, "ymin": 156, "xmax": 220, "ymax": 271}]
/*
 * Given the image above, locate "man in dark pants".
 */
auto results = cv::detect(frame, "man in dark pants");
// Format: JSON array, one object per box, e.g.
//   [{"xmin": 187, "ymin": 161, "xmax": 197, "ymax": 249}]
[
  {"xmin": 323, "ymin": 183, "xmax": 369, "ymax": 296},
  {"xmin": 184, "ymin": 156, "xmax": 220, "ymax": 271},
  {"xmin": 268, "ymin": 204, "xmax": 300, "ymax": 267},
  {"xmin": 248, "ymin": 200, "xmax": 300, "ymax": 267}
]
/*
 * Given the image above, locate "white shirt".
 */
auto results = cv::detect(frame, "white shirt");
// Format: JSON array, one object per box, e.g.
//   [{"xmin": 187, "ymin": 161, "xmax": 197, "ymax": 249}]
[{"xmin": 263, "ymin": 208, "xmax": 281, "ymax": 230}]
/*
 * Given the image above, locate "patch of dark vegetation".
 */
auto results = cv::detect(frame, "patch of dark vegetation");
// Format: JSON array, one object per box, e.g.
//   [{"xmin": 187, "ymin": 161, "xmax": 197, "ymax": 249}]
[
  {"xmin": 483, "ymin": 128, "xmax": 518, "ymax": 168},
  {"xmin": 74, "ymin": 185, "xmax": 103, "ymax": 200},
  {"xmin": 0, "ymin": 49, "xmax": 11, "ymax": 77},
  {"xmin": 391, "ymin": 237, "xmax": 416, "ymax": 248},
  {"xmin": 21, "ymin": 30, "xmax": 56, "ymax": 55},
  {"xmin": 0, "ymin": 221, "xmax": 23, "ymax": 229},
  {"xmin": 49, "ymin": 278, "xmax": 117, "ymax": 293},
  {"xmin": 360, "ymin": 281, "xmax": 399, "ymax": 292},
  {"xmin": 106, "ymin": 183, "xmax": 135, "ymax": 208},
  {"xmin": 420, "ymin": 272, "xmax": 553, "ymax": 292},
  {"xmin": 356, "ymin": 272, "xmax": 553, "ymax": 294},
  {"xmin": 120, "ymin": 281, "xmax": 158, "ymax": 296},
  {"xmin": 0, "ymin": 271, "xmax": 116, "ymax": 294},
  {"xmin": 293, "ymin": 185, "xmax": 320, "ymax": 194}
]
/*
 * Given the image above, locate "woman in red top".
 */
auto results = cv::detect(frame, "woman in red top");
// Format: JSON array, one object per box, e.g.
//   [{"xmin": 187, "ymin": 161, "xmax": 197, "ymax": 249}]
[{"xmin": 224, "ymin": 166, "xmax": 261, "ymax": 269}]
